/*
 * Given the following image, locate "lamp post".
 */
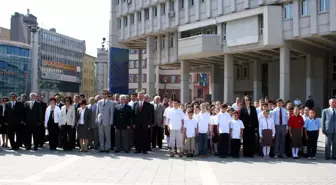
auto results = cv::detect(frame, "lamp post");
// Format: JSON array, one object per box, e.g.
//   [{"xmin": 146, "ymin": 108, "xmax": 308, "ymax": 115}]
[{"xmin": 101, "ymin": 38, "xmax": 110, "ymax": 91}]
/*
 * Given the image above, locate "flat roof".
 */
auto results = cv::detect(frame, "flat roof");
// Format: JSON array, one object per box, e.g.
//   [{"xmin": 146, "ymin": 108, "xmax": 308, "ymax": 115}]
[{"xmin": 0, "ymin": 40, "xmax": 31, "ymax": 49}]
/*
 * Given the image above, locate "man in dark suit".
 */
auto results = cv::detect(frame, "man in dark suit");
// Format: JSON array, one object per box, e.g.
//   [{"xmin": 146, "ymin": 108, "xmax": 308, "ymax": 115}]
[
  {"xmin": 5, "ymin": 92, "xmax": 25, "ymax": 150},
  {"xmin": 144, "ymin": 94, "xmax": 154, "ymax": 151},
  {"xmin": 113, "ymin": 95, "xmax": 132, "ymax": 153},
  {"xmin": 55, "ymin": 94, "xmax": 64, "ymax": 109},
  {"xmin": 24, "ymin": 93, "xmax": 42, "ymax": 150},
  {"xmin": 36, "ymin": 93, "xmax": 47, "ymax": 147},
  {"xmin": 132, "ymin": 92, "xmax": 153, "ymax": 154}
]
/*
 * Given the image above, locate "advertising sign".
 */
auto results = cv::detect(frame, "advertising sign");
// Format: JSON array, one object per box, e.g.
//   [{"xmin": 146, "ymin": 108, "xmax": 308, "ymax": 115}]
[
  {"xmin": 43, "ymin": 60, "xmax": 79, "ymax": 72},
  {"xmin": 41, "ymin": 72, "xmax": 80, "ymax": 83}
]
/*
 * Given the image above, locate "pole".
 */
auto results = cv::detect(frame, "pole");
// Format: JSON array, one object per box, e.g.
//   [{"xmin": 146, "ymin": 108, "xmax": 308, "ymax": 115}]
[
  {"xmin": 31, "ymin": 30, "xmax": 39, "ymax": 93},
  {"xmin": 138, "ymin": 49, "xmax": 142, "ymax": 92}
]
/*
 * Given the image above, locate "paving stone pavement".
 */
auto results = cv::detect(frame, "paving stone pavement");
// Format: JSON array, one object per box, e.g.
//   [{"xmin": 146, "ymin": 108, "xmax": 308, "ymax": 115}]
[{"xmin": 0, "ymin": 133, "xmax": 335, "ymax": 185}]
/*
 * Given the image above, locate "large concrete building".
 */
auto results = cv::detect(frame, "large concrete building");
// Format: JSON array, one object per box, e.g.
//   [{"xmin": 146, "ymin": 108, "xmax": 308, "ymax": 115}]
[
  {"xmin": 10, "ymin": 10, "xmax": 37, "ymax": 44},
  {"xmin": 111, "ymin": 0, "xmax": 336, "ymax": 109},
  {"xmin": 82, "ymin": 54, "xmax": 96, "ymax": 98}
]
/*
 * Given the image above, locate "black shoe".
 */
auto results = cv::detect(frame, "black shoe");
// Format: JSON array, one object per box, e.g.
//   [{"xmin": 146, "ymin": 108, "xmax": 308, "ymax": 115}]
[
  {"xmin": 325, "ymin": 157, "xmax": 331, "ymax": 160},
  {"xmin": 134, "ymin": 151, "xmax": 141, "ymax": 154},
  {"xmin": 332, "ymin": 157, "xmax": 336, "ymax": 160},
  {"xmin": 143, "ymin": 151, "xmax": 148, "ymax": 154},
  {"xmin": 124, "ymin": 151, "xmax": 129, "ymax": 153},
  {"xmin": 105, "ymin": 150, "xmax": 109, "ymax": 153},
  {"xmin": 98, "ymin": 150, "xmax": 105, "ymax": 153},
  {"xmin": 33, "ymin": 146, "xmax": 38, "ymax": 151},
  {"xmin": 26, "ymin": 147, "xmax": 32, "ymax": 150},
  {"xmin": 158, "ymin": 146, "xmax": 162, "ymax": 149},
  {"xmin": 219, "ymin": 156, "xmax": 227, "ymax": 158},
  {"xmin": 115, "ymin": 150, "xmax": 120, "ymax": 153}
]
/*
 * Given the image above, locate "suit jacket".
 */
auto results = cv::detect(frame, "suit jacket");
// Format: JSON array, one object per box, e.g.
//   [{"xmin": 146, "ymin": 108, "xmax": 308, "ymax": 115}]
[
  {"xmin": 4, "ymin": 101, "xmax": 24, "ymax": 125},
  {"xmin": 76, "ymin": 107, "xmax": 91, "ymax": 129},
  {"xmin": 39, "ymin": 101, "xmax": 47, "ymax": 125},
  {"xmin": 322, "ymin": 108, "xmax": 336, "ymax": 134},
  {"xmin": 56, "ymin": 102, "xmax": 64, "ymax": 109},
  {"xmin": 239, "ymin": 106, "xmax": 259, "ymax": 131},
  {"xmin": 24, "ymin": 101, "xmax": 42, "ymax": 125},
  {"xmin": 132, "ymin": 101, "xmax": 153, "ymax": 126},
  {"xmin": 0, "ymin": 105, "xmax": 3, "ymax": 124},
  {"xmin": 59, "ymin": 105, "xmax": 76, "ymax": 126},
  {"xmin": 87, "ymin": 104, "xmax": 97, "ymax": 128},
  {"xmin": 152, "ymin": 103, "xmax": 165, "ymax": 127},
  {"xmin": 96, "ymin": 99, "xmax": 115, "ymax": 125},
  {"xmin": 113, "ymin": 104, "xmax": 133, "ymax": 129}
]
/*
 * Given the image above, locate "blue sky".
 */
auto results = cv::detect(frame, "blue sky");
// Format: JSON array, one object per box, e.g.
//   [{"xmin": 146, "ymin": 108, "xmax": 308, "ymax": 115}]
[{"xmin": 0, "ymin": 0, "xmax": 110, "ymax": 56}]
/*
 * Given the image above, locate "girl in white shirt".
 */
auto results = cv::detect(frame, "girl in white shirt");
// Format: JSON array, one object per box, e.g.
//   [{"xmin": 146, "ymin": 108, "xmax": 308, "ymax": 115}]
[
  {"xmin": 259, "ymin": 110, "xmax": 275, "ymax": 159},
  {"xmin": 210, "ymin": 107, "xmax": 219, "ymax": 155},
  {"xmin": 196, "ymin": 103, "xmax": 211, "ymax": 158},
  {"xmin": 229, "ymin": 111, "xmax": 244, "ymax": 158}
]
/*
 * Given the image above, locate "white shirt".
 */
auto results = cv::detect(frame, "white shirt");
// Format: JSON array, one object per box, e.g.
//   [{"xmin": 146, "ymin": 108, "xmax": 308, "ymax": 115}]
[
  {"xmin": 230, "ymin": 119, "xmax": 244, "ymax": 139},
  {"xmin": 217, "ymin": 112, "xmax": 232, "ymax": 134},
  {"xmin": 196, "ymin": 112, "xmax": 211, "ymax": 134},
  {"xmin": 258, "ymin": 117, "xmax": 275, "ymax": 137},
  {"xmin": 2, "ymin": 104, "xmax": 5, "ymax": 116},
  {"xmin": 78, "ymin": 108, "xmax": 85, "ymax": 125},
  {"xmin": 184, "ymin": 118, "xmax": 198, "ymax": 137},
  {"xmin": 232, "ymin": 103, "xmax": 239, "ymax": 111},
  {"xmin": 293, "ymin": 99, "xmax": 302, "ymax": 106},
  {"xmin": 193, "ymin": 112, "xmax": 199, "ymax": 120},
  {"xmin": 167, "ymin": 108, "xmax": 185, "ymax": 130},
  {"xmin": 256, "ymin": 107, "xmax": 262, "ymax": 115},
  {"xmin": 163, "ymin": 106, "xmax": 173, "ymax": 124},
  {"xmin": 128, "ymin": 100, "xmax": 136, "ymax": 109}
]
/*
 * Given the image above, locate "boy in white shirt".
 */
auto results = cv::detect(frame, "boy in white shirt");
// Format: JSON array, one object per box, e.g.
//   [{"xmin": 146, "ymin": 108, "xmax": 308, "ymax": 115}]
[
  {"xmin": 229, "ymin": 111, "xmax": 244, "ymax": 158},
  {"xmin": 167, "ymin": 99, "xmax": 185, "ymax": 157},
  {"xmin": 217, "ymin": 104, "xmax": 231, "ymax": 158},
  {"xmin": 196, "ymin": 103, "xmax": 211, "ymax": 158},
  {"xmin": 184, "ymin": 109, "xmax": 198, "ymax": 157},
  {"xmin": 163, "ymin": 101, "xmax": 173, "ymax": 149}
]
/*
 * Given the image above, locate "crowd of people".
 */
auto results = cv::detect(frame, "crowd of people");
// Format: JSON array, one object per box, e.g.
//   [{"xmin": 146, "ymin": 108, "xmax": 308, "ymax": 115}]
[{"xmin": 0, "ymin": 90, "xmax": 335, "ymax": 161}]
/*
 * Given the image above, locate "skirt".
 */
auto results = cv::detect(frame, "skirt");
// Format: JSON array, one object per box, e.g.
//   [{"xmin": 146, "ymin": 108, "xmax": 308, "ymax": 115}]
[
  {"xmin": 77, "ymin": 124, "xmax": 89, "ymax": 139},
  {"xmin": 291, "ymin": 128, "xmax": 302, "ymax": 147},
  {"xmin": 261, "ymin": 129, "xmax": 273, "ymax": 146},
  {"xmin": 0, "ymin": 123, "xmax": 7, "ymax": 134},
  {"xmin": 212, "ymin": 125, "xmax": 219, "ymax": 143}
]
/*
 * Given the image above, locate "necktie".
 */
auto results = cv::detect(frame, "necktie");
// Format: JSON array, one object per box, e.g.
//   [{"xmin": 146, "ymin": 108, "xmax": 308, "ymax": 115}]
[
  {"xmin": 103, "ymin": 100, "xmax": 106, "ymax": 107},
  {"xmin": 279, "ymin": 108, "xmax": 283, "ymax": 125}
]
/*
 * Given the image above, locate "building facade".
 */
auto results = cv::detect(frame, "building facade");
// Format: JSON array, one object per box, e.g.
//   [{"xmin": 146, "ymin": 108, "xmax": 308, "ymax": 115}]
[
  {"xmin": 82, "ymin": 54, "xmax": 96, "ymax": 98},
  {"xmin": 111, "ymin": 0, "xmax": 336, "ymax": 110},
  {"xmin": 38, "ymin": 28, "xmax": 86, "ymax": 100},
  {"xmin": 0, "ymin": 40, "xmax": 31, "ymax": 97},
  {"xmin": 0, "ymin": 27, "xmax": 10, "ymax": 41},
  {"xmin": 10, "ymin": 11, "xmax": 37, "ymax": 44}
]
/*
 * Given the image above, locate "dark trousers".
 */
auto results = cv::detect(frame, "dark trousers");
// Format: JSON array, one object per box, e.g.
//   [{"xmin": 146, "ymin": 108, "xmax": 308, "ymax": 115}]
[
  {"xmin": 48, "ymin": 123, "xmax": 60, "ymax": 150},
  {"xmin": 8, "ymin": 124, "xmax": 21, "ymax": 149},
  {"xmin": 243, "ymin": 128, "xmax": 255, "ymax": 157},
  {"xmin": 115, "ymin": 128, "xmax": 129, "ymax": 152},
  {"xmin": 17, "ymin": 123, "xmax": 26, "ymax": 147},
  {"xmin": 147, "ymin": 126, "xmax": 152, "ymax": 151},
  {"xmin": 219, "ymin": 133, "xmax": 230, "ymax": 157},
  {"xmin": 110, "ymin": 126, "xmax": 115, "ymax": 149},
  {"xmin": 231, "ymin": 139, "xmax": 241, "ymax": 157},
  {"xmin": 198, "ymin": 133, "xmax": 208, "ymax": 156},
  {"xmin": 307, "ymin": 130, "xmax": 319, "ymax": 157},
  {"xmin": 24, "ymin": 124, "xmax": 40, "ymax": 149},
  {"xmin": 134, "ymin": 124, "xmax": 148, "ymax": 152},
  {"xmin": 72, "ymin": 128, "xmax": 77, "ymax": 149},
  {"xmin": 38, "ymin": 125, "xmax": 45, "ymax": 146},
  {"xmin": 88, "ymin": 127, "xmax": 99, "ymax": 149},
  {"xmin": 60, "ymin": 125, "xmax": 73, "ymax": 150},
  {"xmin": 151, "ymin": 125, "xmax": 163, "ymax": 148}
]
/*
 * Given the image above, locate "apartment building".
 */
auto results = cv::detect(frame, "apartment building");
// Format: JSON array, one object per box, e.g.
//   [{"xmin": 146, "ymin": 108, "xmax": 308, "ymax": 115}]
[
  {"xmin": 82, "ymin": 54, "xmax": 96, "ymax": 98},
  {"xmin": 110, "ymin": 0, "xmax": 336, "ymax": 108}
]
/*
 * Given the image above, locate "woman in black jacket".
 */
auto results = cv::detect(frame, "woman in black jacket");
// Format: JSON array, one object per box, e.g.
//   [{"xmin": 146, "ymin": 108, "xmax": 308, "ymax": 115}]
[{"xmin": 239, "ymin": 96, "xmax": 259, "ymax": 157}]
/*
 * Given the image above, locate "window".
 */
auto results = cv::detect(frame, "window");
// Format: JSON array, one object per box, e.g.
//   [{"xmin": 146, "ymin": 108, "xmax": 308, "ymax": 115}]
[
  {"xmin": 319, "ymin": 0, "xmax": 330, "ymax": 12},
  {"xmin": 301, "ymin": 0, "xmax": 310, "ymax": 16},
  {"xmin": 129, "ymin": 74, "xmax": 134, "ymax": 83},
  {"xmin": 205, "ymin": 29, "xmax": 213, "ymax": 34},
  {"xmin": 145, "ymin": 8, "xmax": 150, "ymax": 19},
  {"xmin": 153, "ymin": 6, "xmax": 158, "ymax": 17},
  {"xmin": 236, "ymin": 66, "xmax": 241, "ymax": 80},
  {"xmin": 332, "ymin": 56, "xmax": 336, "ymax": 80},
  {"xmin": 169, "ymin": 0, "xmax": 175, "ymax": 11},
  {"xmin": 180, "ymin": 0, "xmax": 184, "ymax": 9},
  {"xmin": 130, "ymin": 14, "xmax": 135, "ymax": 24},
  {"xmin": 222, "ymin": 23, "xmax": 226, "ymax": 40},
  {"xmin": 243, "ymin": 65, "xmax": 249, "ymax": 80},
  {"xmin": 154, "ymin": 37, "xmax": 158, "ymax": 50},
  {"xmin": 124, "ymin": 17, "xmax": 128, "ymax": 26},
  {"xmin": 197, "ymin": 88, "xmax": 203, "ymax": 98},
  {"xmin": 189, "ymin": 0, "xmax": 194, "ymax": 6},
  {"xmin": 161, "ymin": 36, "xmax": 166, "ymax": 49},
  {"xmin": 129, "ymin": 60, "xmax": 134, "ymax": 68},
  {"xmin": 258, "ymin": 15, "xmax": 263, "ymax": 35},
  {"xmin": 161, "ymin": 3, "xmax": 166, "ymax": 14},
  {"xmin": 118, "ymin": 18, "xmax": 122, "ymax": 29},
  {"xmin": 138, "ymin": 12, "xmax": 142, "ymax": 21},
  {"xmin": 201, "ymin": 0, "xmax": 204, "ymax": 2},
  {"xmin": 171, "ymin": 75, "xmax": 176, "ymax": 83},
  {"xmin": 284, "ymin": 3, "xmax": 293, "ymax": 19},
  {"xmin": 169, "ymin": 34, "xmax": 174, "ymax": 48}
]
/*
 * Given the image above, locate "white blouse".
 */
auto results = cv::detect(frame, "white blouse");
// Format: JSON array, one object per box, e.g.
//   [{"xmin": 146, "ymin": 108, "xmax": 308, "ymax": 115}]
[
  {"xmin": 259, "ymin": 117, "xmax": 276, "ymax": 137},
  {"xmin": 45, "ymin": 106, "xmax": 61, "ymax": 127}
]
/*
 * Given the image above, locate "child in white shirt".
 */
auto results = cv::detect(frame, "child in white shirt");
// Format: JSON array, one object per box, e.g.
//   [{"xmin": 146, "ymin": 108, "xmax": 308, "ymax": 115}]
[
  {"xmin": 184, "ymin": 109, "xmax": 198, "ymax": 157},
  {"xmin": 196, "ymin": 103, "xmax": 211, "ymax": 158},
  {"xmin": 229, "ymin": 111, "xmax": 244, "ymax": 158}
]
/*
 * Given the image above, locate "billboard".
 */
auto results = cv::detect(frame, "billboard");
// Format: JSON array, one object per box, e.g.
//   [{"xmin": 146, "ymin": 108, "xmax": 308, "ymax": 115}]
[
  {"xmin": 109, "ymin": 47, "xmax": 129, "ymax": 94},
  {"xmin": 43, "ymin": 60, "xmax": 80, "ymax": 72}
]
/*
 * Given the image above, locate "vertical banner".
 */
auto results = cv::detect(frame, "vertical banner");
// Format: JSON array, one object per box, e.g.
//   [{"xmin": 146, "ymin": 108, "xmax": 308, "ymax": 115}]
[{"xmin": 109, "ymin": 47, "xmax": 129, "ymax": 94}]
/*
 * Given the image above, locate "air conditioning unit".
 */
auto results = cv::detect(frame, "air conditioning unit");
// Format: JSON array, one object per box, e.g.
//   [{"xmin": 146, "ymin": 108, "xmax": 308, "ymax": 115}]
[
  {"xmin": 168, "ymin": 11, "xmax": 175, "ymax": 17},
  {"xmin": 127, "ymin": 0, "xmax": 132, "ymax": 4}
]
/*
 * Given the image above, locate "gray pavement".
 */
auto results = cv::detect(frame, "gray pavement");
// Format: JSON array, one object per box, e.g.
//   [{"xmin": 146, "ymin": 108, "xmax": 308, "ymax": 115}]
[{"xmin": 0, "ymin": 134, "xmax": 335, "ymax": 185}]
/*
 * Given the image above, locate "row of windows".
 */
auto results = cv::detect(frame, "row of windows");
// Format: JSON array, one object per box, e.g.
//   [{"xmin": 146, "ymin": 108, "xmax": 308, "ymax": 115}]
[
  {"xmin": 284, "ymin": 0, "xmax": 330, "ymax": 19},
  {"xmin": 40, "ymin": 44, "xmax": 84, "ymax": 59},
  {"xmin": 129, "ymin": 60, "xmax": 147, "ymax": 69},
  {"xmin": 129, "ymin": 49, "xmax": 147, "ymax": 54},
  {"xmin": 129, "ymin": 74, "xmax": 147, "ymax": 83},
  {"xmin": 0, "ymin": 46, "xmax": 30, "ymax": 57},
  {"xmin": 236, "ymin": 65, "xmax": 250, "ymax": 81},
  {"xmin": 159, "ymin": 75, "xmax": 181, "ymax": 83},
  {"xmin": 40, "ymin": 30, "xmax": 85, "ymax": 50},
  {"xmin": 153, "ymin": 34, "xmax": 175, "ymax": 50}
]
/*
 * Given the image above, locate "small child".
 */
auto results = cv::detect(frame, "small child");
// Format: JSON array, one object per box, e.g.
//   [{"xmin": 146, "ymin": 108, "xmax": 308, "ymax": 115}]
[
  {"xmin": 288, "ymin": 106, "xmax": 304, "ymax": 159},
  {"xmin": 229, "ymin": 111, "xmax": 244, "ymax": 158},
  {"xmin": 184, "ymin": 109, "xmax": 198, "ymax": 157},
  {"xmin": 196, "ymin": 103, "xmax": 211, "ymax": 158},
  {"xmin": 259, "ymin": 110, "xmax": 275, "ymax": 159},
  {"xmin": 211, "ymin": 107, "xmax": 220, "ymax": 155},
  {"xmin": 304, "ymin": 109, "xmax": 320, "ymax": 160}
]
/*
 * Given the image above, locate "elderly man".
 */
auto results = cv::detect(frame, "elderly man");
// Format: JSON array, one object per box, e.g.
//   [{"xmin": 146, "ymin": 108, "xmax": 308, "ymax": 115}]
[
  {"xmin": 152, "ymin": 96, "xmax": 165, "ymax": 149},
  {"xmin": 322, "ymin": 98, "xmax": 336, "ymax": 160},
  {"xmin": 113, "ymin": 95, "xmax": 132, "ymax": 153},
  {"xmin": 88, "ymin": 96, "xmax": 101, "ymax": 149},
  {"xmin": 96, "ymin": 90, "xmax": 116, "ymax": 152}
]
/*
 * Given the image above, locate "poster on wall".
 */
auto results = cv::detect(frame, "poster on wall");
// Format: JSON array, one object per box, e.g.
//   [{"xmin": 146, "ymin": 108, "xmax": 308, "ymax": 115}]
[{"xmin": 109, "ymin": 47, "xmax": 129, "ymax": 94}]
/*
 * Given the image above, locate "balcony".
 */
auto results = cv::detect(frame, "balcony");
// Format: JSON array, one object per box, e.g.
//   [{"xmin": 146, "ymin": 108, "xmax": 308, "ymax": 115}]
[{"xmin": 178, "ymin": 35, "xmax": 222, "ymax": 60}]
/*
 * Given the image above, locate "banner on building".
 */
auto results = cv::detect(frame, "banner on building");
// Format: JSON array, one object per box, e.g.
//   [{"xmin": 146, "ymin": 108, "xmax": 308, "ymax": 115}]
[
  {"xmin": 43, "ymin": 60, "xmax": 79, "ymax": 72},
  {"xmin": 109, "ymin": 47, "xmax": 129, "ymax": 94}
]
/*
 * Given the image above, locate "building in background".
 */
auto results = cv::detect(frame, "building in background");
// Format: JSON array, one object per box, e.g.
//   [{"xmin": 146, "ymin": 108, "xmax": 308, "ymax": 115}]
[
  {"xmin": 0, "ymin": 27, "xmax": 10, "ymax": 41},
  {"xmin": 82, "ymin": 54, "xmax": 96, "ymax": 98},
  {"xmin": 0, "ymin": 40, "xmax": 31, "ymax": 97},
  {"xmin": 38, "ymin": 28, "xmax": 86, "ymax": 100},
  {"xmin": 10, "ymin": 10, "xmax": 37, "ymax": 44},
  {"xmin": 95, "ymin": 48, "xmax": 108, "ymax": 94}
]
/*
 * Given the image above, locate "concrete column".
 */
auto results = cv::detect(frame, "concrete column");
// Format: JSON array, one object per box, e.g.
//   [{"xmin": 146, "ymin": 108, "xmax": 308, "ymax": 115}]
[
  {"xmin": 330, "ymin": 0, "xmax": 336, "ymax": 31},
  {"xmin": 224, "ymin": 54, "xmax": 234, "ymax": 103},
  {"xmin": 134, "ymin": 11, "xmax": 138, "ymax": 36},
  {"xmin": 280, "ymin": 43, "xmax": 290, "ymax": 101},
  {"xmin": 149, "ymin": 6, "xmax": 153, "ymax": 32},
  {"xmin": 231, "ymin": 0, "xmax": 236, "ymax": 12},
  {"xmin": 253, "ymin": 60, "xmax": 262, "ymax": 101},
  {"xmin": 181, "ymin": 61, "xmax": 190, "ymax": 103},
  {"xmin": 218, "ymin": 0, "xmax": 223, "ymax": 15},
  {"xmin": 310, "ymin": 0, "xmax": 317, "ymax": 34},
  {"xmin": 195, "ymin": 0, "xmax": 200, "ymax": 21},
  {"xmin": 157, "ymin": 35, "xmax": 161, "ymax": 64},
  {"xmin": 185, "ymin": 0, "xmax": 189, "ymax": 23},
  {"xmin": 165, "ymin": 33, "xmax": 170, "ymax": 63},
  {"xmin": 306, "ymin": 55, "xmax": 312, "ymax": 99},
  {"xmin": 293, "ymin": 0, "xmax": 299, "ymax": 37},
  {"xmin": 147, "ymin": 36, "xmax": 155, "ymax": 96},
  {"xmin": 175, "ymin": 0, "xmax": 180, "ymax": 26},
  {"xmin": 211, "ymin": 64, "xmax": 222, "ymax": 102},
  {"xmin": 191, "ymin": 73, "xmax": 195, "ymax": 101},
  {"xmin": 206, "ymin": 0, "xmax": 211, "ymax": 18},
  {"xmin": 141, "ymin": 9, "xmax": 145, "ymax": 34},
  {"xmin": 155, "ymin": 66, "xmax": 160, "ymax": 95}
]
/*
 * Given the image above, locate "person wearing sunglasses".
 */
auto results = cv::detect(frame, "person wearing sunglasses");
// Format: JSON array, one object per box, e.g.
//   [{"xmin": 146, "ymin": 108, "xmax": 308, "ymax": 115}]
[{"xmin": 59, "ymin": 96, "xmax": 76, "ymax": 151}]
